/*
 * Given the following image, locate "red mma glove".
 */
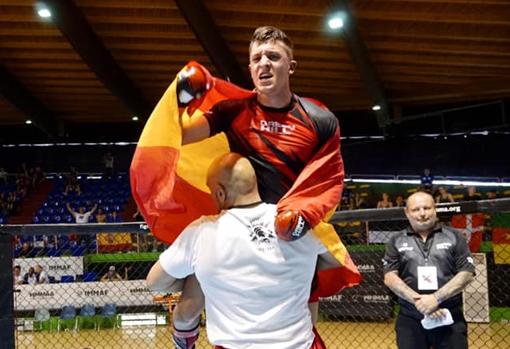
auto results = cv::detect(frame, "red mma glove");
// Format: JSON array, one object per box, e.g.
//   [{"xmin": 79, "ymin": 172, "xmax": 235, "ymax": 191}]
[
  {"xmin": 176, "ymin": 62, "xmax": 212, "ymax": 108},
  {"xmin": 274, "ymin": 210, "xmax": 310, "ymax": 241}
]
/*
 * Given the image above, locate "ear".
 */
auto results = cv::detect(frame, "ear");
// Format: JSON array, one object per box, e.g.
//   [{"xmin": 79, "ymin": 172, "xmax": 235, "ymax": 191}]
[
  {"xmin": 214, "ymin": 186, "xmax": 227, "ymax": 207},
  {"xmin": 289, "ymin": 60, "xmax": 297, "ymax": 75}
]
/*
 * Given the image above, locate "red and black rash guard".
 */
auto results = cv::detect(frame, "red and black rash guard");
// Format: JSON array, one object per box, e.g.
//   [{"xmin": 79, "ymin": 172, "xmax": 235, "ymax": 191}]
[{"xmin": 205, "ymin": 95, "xmax": 340, "ymax": 204}]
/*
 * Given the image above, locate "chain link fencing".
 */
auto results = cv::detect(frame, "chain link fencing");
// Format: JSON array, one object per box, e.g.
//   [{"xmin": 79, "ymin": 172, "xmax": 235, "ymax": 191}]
[{"xmin": 4, "ymin": 199, "xmax": 510, "ymax": 349}]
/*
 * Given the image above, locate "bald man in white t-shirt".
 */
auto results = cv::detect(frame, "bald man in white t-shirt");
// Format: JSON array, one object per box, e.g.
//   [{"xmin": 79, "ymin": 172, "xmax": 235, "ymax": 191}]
[{"xmin": 147, "ymin": 153, "xmax": 340, "ymax": 349}]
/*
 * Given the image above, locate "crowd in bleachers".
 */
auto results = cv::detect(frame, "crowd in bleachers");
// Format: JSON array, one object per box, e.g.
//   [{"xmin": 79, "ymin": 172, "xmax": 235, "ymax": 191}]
[
  {"xmin": 33, "ymin": 172, "xmax": 129, "ymax": 225},
  {"xmin": 338, "ymin": 184, "xmax": 505, "ymax": 212},
  {"xmin": 0, "ymin": 162, "xmax": 45, "ymax": 223},
  {"xmin": 13, "ymin": 264, "xmax": 48, "ymax": 285}
]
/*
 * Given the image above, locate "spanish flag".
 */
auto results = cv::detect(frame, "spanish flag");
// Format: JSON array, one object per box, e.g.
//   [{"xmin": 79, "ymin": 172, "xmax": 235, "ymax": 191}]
[{"xmin": 130, "ymin": 62, "xmax": 360, "ymax": 297}]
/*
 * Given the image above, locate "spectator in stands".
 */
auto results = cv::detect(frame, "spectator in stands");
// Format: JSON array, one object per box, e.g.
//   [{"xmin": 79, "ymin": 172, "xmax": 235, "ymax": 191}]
[
  {"xmin": 66, "ymin": 203, "xmax": 98, "ymax": 223},
  {"xmin": 354, "ymin": 192, "xmax": 367, "ymax": 209},
  {"xmin": 0, "ymin": 167, "xmax": 8, "ymax": 185},
  {"xmin": 436, "ymin": 186, "xmax": 455, "ymax": 203},
  {"xmin": 19, "ymin": 242, "xmax": 31, "ymax": 257},
  {"xmin": 420, "ymin": 168, "xmax": 434, "ymax": 193},
  {"xmin": 6, "ymin": 192, "xmax": 16, "ymax": 212},
  {"xmin": 0, "ymin": 193, "xmax": 9, "ymax": 216},
  {"xmin": 486, "ymin": 191, "xmax": 498, "ymax": 200},
  {"xmin": 32, "ymin": 164, "xmax": 45, "ymax": 188},
  {"xmin": 103, "ymin": 152, "xmax": 114, "ymax": 178},
  {"xmin": 15, "ymin": 173, "xmax": 28, "ymax": 199},
  {"xmin": 23, "ymin": 267, "xmax": 38, "ymax": 285},
  {"xmin": 394, "ymin": 195, "xmax": 406, "ymax": 207},
  {"xmin": 64, "ymin": 181, "xmax": 81, "ymax": 196},
  {"xmin": 463, "ymin": 186, "xmax": 481, "ymax": 201},
  {"xmin": 13, "ymin": 265, "xmax": 23, "ymax": 285},
  {"xmin": 132, "ymin": 207, "xmax": 143, "ymax": 221},
  {"xmin": 108, "ymin": 210, "xmax": 123, "ymax": 223},
  {"xmin": 377, "ymin": 193, "xmax": 393, "ymax": 209},
  {"xmin": 27, "ymin": 166, "xmax": 36, "ymax": 189},
  {"xmin": 100, "ymin": 265, "xmax": 126, "ymax": 282},
  {"xmin": 35, "ymin": 264, "xmax": 47, "ymax": 284},
  {"xmin": 95, "ymin": 208, "xmax": 107, "ymax": 223}
]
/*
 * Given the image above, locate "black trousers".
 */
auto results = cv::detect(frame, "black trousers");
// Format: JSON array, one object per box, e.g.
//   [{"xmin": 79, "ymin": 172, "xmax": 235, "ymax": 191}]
[{"xmin": 395, "ymin": 312, "xmax": 468, "ymax": 349}]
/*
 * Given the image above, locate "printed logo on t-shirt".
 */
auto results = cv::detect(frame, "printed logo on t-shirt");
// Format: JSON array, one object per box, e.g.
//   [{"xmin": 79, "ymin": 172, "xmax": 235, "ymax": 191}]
[
  {"xmin": 249, "ymin": 221, "xmax": 276, "ymax": 252},
  {"xmin": 259, "ymin": 120, "xmax": 296, "ymax": 135},
  {"xmin": 398, "ymin": 242, "xmax": 413, "ymax": 252},
  {"xmin": 436, "ymin": 242, "xmax": 452, "ymax": 250}
]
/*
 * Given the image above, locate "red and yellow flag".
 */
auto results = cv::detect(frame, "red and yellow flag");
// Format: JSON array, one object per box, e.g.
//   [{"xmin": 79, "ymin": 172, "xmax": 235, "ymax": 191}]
[
  {"xmin": 493, "ymin": 227, "xmax": 510, "ymax": 264},
  {"xmin": 130, "ymin": 62, "xmax": 360, "ymax": 296},
  {"xmin": 130, "ymin": 62, "xmax": 251, "ymax": 243}
]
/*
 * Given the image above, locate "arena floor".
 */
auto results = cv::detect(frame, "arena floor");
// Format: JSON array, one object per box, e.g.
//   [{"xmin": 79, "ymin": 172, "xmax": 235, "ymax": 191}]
[{"xmin": 16, "ymin": 321, "xmax": 510, "ymax": 349}]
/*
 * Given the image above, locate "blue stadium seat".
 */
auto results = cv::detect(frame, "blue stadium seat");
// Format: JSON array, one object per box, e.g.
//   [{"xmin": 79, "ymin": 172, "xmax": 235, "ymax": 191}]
[
  {"xmin": 60, "ymin": 275, "xmax": 75, "ymax": 283},
  {"xmin": 47, "ymin": 247, "xmax": 61, "ymax": 257},
  {"xmin": 71, "ymin": 245, "xmax": 85, "ymax": 256},
  {"xmin": 83, "ymin": 272, "xmax": 97, "ymax": 282}
]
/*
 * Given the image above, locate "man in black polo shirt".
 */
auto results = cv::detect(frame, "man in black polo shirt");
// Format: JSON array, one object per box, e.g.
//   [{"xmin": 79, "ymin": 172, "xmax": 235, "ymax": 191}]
[{"xmin": 383, "ymin": 191, "xmax": 475, "ymax": 349}]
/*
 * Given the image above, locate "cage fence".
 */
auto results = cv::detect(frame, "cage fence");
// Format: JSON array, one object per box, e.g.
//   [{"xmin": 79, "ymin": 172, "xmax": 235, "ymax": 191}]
[{"xmin": 1, "ymin": 199, "xmax": 509, "ymax": 349}]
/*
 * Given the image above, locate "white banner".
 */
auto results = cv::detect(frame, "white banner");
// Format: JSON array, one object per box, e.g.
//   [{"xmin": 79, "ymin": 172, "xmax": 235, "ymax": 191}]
[
  {"xmin": 14, "ymin": 279, "xmax": 155, "ymax": 311},
  {"xmin": 14, "ymin": 256, "xmax": 84, "ymax": 281}
]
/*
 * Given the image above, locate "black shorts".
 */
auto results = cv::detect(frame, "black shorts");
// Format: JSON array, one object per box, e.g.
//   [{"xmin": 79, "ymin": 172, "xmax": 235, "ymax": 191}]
[{"xmin": 395, "ymin": 312, "xmax": 468, "ymax": 349}]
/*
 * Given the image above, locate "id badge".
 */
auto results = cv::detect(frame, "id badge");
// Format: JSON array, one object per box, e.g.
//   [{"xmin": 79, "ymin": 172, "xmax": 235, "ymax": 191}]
[{"xmin": 417, "ymin": 266, "xmax": 438, "ymax": 290}]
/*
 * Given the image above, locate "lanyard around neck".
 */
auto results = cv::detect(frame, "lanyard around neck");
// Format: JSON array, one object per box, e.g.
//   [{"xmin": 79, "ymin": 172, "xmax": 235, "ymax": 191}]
[{"xmin": 414, "ymin": 234, "xmax": 434, "ymax": 264}]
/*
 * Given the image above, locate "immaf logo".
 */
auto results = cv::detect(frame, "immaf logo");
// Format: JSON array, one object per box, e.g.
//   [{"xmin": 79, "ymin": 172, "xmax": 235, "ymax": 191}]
[{"xmin": 259, "ymin": 120, "xmax": 295, "ymax": 135}]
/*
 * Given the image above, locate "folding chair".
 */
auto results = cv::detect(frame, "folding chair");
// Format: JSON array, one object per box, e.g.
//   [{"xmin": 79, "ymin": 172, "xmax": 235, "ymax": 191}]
[
  {"xmin": 76, "ymin": 304, "xmax": 97, "ymax": 330},
  {"xmin": 97, "ymin": 303, "xmax": 119, "ymax": 330},
  {"xmin": 33, "ymin": 308, "xmax": 51, "ymax": 332},
  {"xmin": 57, "ymin": 305, "xmax": 77, "ymax": 331}
]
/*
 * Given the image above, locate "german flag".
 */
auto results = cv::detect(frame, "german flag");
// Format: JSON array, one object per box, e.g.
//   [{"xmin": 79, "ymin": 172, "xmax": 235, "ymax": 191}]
[{"xmin": 130, "ymin": 62, "xmax": 360, "ymax": 297}]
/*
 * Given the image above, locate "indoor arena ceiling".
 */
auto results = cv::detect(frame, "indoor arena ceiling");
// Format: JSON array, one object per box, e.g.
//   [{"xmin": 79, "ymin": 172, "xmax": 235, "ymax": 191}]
[{"xmin": 0, "ymin": 0, "xmax": 509, "ymax": 141}]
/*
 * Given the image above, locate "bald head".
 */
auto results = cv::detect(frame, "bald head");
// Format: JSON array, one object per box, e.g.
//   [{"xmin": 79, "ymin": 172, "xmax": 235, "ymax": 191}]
[{"xmin": 207, "ymin": 153, "xmax": 260, "ymax": 210}]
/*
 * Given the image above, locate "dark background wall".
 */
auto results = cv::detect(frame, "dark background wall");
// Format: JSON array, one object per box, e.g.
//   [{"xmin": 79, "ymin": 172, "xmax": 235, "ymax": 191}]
[{"xmin": 0, "ymin": 134, "xmax": 508, "ymax": 177}]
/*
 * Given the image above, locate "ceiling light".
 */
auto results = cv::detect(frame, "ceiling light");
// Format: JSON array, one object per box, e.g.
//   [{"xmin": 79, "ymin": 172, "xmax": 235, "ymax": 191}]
[
  {"xmin": 38, "ymin": 8, "xmax": 51, "ymax": 18},
  {"xmin": 328, "ymin": 16, "xmax": 344, "ymax": 30},
  {"xmin": 25, "ymin": 120, "xmax": 32, "ymax": 125},
  {"xmin": 132, "ymin": 116, "xmax": 139, "ymax": 121},
  {"xmin": 372, "ymin": 104, "xmax": 381, "ymax": 111}
]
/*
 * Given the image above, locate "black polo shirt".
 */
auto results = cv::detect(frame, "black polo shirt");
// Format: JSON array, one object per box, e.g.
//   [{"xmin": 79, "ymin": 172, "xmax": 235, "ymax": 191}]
[{"xmin": 383, "ymin": 224, "xmax": 475, "ymax": 319}]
